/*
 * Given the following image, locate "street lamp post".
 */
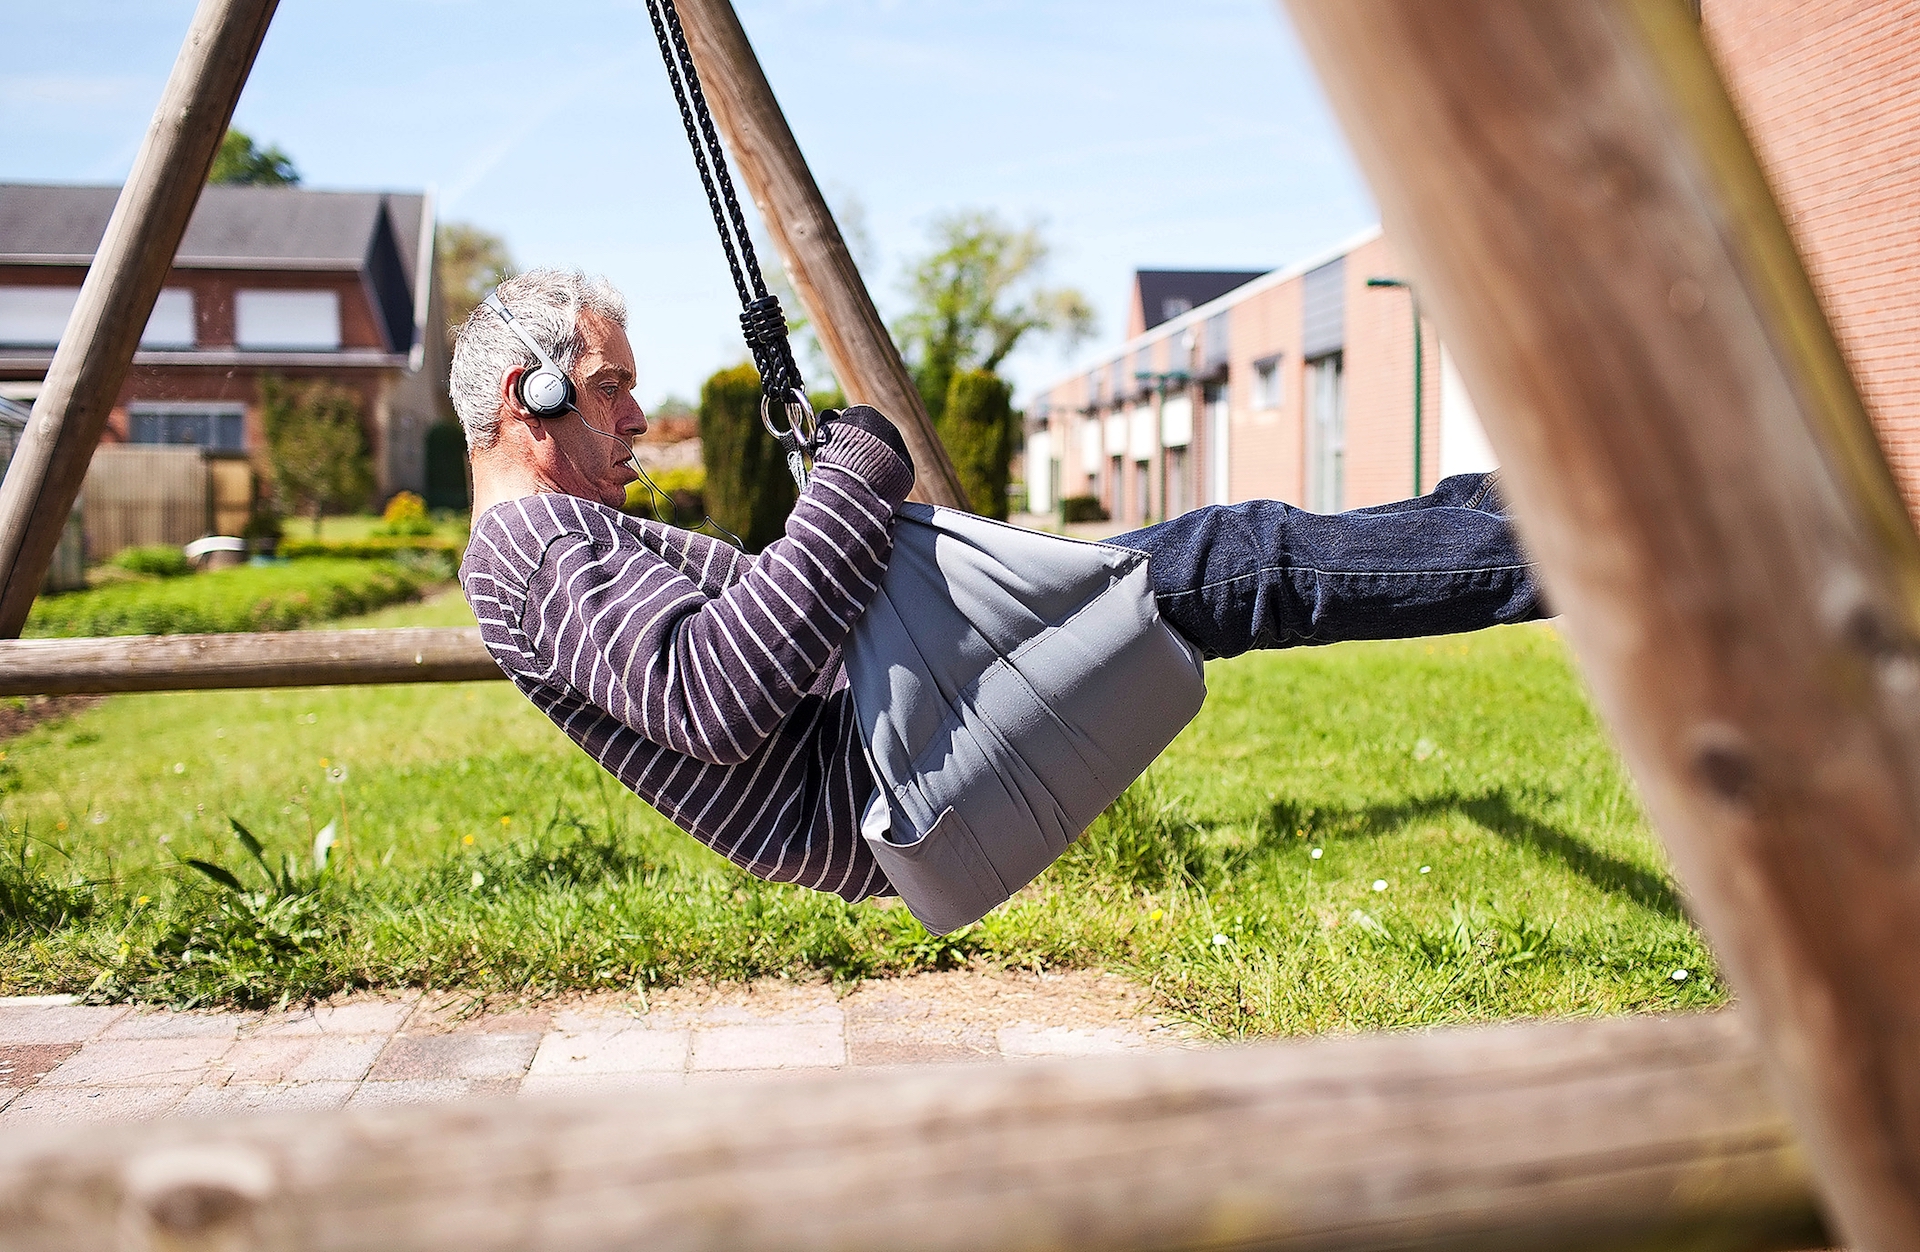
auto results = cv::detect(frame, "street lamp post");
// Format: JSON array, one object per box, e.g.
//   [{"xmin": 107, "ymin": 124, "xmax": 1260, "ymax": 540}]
[{"xmin": 1367, "ymin": 277, "xmax": 1423, "ymax": 496}]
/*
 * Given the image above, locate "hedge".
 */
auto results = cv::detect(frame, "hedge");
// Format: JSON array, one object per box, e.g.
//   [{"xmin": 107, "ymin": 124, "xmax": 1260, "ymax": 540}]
[
  {"xmin": 23, "ymin": 559, "xmax": 431, "ymax": 638},
  {"xmin": 277, "ymin": 536, "xmax": 462, "ymax": 561}
]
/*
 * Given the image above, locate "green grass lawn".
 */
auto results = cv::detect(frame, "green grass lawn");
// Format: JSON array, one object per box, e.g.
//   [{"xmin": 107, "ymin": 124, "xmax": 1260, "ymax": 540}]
[{"xmin": 0, "ymin": 592, "xmax": 1721, "ymax": 1034}]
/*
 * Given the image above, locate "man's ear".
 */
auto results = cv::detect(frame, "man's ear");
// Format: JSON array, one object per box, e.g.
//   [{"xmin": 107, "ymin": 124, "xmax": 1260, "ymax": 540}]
[{"xmin": 498, "ymin": 367, "xmax": 546, "ymax": 438}]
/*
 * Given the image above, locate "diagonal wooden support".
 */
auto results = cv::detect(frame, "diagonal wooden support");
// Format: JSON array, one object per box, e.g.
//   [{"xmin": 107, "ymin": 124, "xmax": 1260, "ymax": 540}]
[
  {"xmin": 0, "ymin": 0, "xmax": 279, "ymax": 638},
  {"xmin": 673, "ymin": 0, "xmax": 970, "ymax": 510},
  {"xmin": 1284, "ymin": 1, "xmax": 1920, "ymax": 1247}
]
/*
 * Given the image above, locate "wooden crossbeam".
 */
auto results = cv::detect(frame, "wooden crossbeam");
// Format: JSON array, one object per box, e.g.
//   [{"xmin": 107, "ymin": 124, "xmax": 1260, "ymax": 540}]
[
  {"xmin": 0, "ymin": 629, "xmax": 500, "ymax": 696},
  {"xmin": 0, "ymin": 1012, "xmax": 1828, "ymax": 1252},
  {"xmin": 0, "ymin": 0, "xmax": 279, "ymax": 638},
  {"xmin": 1283, "ymin": 1, "xmax": 1920, "ymax": 1246}
]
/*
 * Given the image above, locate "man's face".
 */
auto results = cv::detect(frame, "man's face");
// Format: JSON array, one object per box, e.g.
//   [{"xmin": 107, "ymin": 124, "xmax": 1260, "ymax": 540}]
[{"xmin": 518, "ymin": 310, "xmax": 648, "ymax": 508}]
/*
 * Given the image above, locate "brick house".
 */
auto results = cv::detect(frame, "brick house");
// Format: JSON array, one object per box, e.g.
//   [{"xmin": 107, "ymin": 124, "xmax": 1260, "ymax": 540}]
[
  {"xmin": 0, "ymin": 182, "xmax": 450, "ymax": 512},
  {"xmin": 1026, "ymin": 2, "xmax": 1920, "ymax": 526}
]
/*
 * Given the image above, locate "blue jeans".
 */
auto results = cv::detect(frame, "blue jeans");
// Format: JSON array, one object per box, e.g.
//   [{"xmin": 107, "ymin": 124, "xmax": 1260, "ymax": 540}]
[{"xmin": 1112, "ymin": 472, "xmax": 1544, "ymax": 659}]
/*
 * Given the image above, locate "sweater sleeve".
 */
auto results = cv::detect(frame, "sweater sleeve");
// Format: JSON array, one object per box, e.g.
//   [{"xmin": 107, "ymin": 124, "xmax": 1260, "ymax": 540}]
[{"xmin": 522, "ymin": 419, "xmax": 912, "ymax": 765}]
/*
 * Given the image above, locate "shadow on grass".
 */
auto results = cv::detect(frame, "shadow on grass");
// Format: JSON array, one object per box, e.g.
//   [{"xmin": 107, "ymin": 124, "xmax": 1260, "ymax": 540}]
[{"xmin": 1268, "ymin": 789, "xmax": 1685, "ymax": 919}]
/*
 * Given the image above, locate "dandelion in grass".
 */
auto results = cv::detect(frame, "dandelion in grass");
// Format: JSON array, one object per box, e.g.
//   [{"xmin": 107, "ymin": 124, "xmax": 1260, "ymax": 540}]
[
  {"xmin": 471, "ymin": 871, "xmax": 485, "ymax": 890},
  {"xmin": 463, "ymin": 834, "xmax": 475, "ymax": 846},
  {"xmin": 1420, "ymin": 866, "xmax": 1431, "ymax": 874},
  {"xmin": 1672, "ymin": 968, "xmax": 1689, "ymax": 982},
  {"xmin": 1212, "ymin": 933, "xmax": 1230, "ymax": 946},
  {"xmin": 1310, "ymin": 847, "xmax": 1324, "ymax": 860},
  {"xmin": 1149, "ymin": 908, "xmax": 1164, "ymax": 921},
  {"xmin": 1372, "ymin": 879, "xmax": 1388, "ymax": 892},
  {"xmin": 327, "ymin": 765, "xmax": 347, "ymax": 784},
  {"xmin": 172, "ymin": 762, "xmax": 185, "ymax": 775}
]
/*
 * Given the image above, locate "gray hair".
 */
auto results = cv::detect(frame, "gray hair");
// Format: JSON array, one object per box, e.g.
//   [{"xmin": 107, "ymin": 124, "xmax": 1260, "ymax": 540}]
[{"xmin": 448, "ymin": 267, "xmax": 628, "ymax": 448}]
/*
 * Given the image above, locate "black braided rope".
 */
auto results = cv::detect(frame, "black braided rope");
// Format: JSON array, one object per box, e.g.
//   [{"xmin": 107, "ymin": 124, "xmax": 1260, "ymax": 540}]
[{"xmin": 644, "ymin": 0, "xmax": 804, "ymax": 409}]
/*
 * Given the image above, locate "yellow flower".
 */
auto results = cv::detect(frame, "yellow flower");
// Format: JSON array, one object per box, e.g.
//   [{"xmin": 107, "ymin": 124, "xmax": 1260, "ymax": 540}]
[
  {"xmin": 499, "ymin": 816, "xmax": 512, "ymax": 827},
  {"xmin": 1149, "ymin": 908, "xmax": 1165, "ymax": 921},
  {"xmin": 319, "ymin": 757, "xmax": 329, "ymax": 768},
  {"xmin": 55, "ymin": 820, "xmax": 67, "ymax": 832},
  {"xmin": 463, "ymin": 834, "xmax": 475, "ymax": 846},
  {"xmin": 136, "ymin": 895, "xmax": 150, "ymax": 906}
]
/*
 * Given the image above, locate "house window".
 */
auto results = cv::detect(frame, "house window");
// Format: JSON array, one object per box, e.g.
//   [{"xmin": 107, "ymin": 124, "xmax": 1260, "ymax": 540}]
[
  {"xmin": 1161, "ymin": 296, "xmax": 1192, "ymax": 323},
  {"xmin": 0, "ymin": 287, "xmax": 80, "ymax": 346},
  {"xmin": 1253, "ymin": 354, "xmax": 1282, "ymax": 410},
  {"xmin": 0, "ymin": 287, "xmax": 197, "ymax": 348},
  {"xmin": 129, "ymin": 403, "xmax": 246, "ymax": 452},
  {"xmin": 141, "ymin": 290, "xmax": 196, "ymax": 348},
  {"xmin": 235, "ymin": 290, "xmax": 341, "ymax": 349}
]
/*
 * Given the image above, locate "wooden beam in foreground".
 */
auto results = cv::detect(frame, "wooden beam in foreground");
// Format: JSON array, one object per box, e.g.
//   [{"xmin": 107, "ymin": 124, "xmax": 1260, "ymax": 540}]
[
  {"xmin": 0, "ymin": 1012, "xmax": 1826, "ymax": 1252},
  {"xmin": 0, "ymin": 0, "xmax": 278, "ymax": 638},
  {"xmin": 0, "ymin": 628, "xmax": 500, "ymax": 696},
  {"xmin": 1283, "ymin": 2, "xmax": 1920, "ymax": 1247},
  {"xmin": 673, "ymin": 0, "xmax": 970, "ymax": 511}
]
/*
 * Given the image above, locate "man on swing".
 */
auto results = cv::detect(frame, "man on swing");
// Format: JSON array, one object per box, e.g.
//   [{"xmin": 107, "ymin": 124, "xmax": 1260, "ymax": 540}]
[{"xmin": 455, "ymin": 268, "xmax": 1544, "ymax": 905}]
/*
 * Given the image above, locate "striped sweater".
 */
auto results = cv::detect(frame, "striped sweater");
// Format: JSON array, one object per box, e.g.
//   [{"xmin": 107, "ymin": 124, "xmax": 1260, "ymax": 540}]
[{"xmin": 459, "ymin": 418, "xmax": 914, "ymax": 901}]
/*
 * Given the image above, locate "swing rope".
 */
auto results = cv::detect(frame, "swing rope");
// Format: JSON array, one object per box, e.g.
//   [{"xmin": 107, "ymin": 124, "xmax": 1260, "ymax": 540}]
[{"xmin": 643, "ymin": 0, "xmax": 808, "ymax": 427}]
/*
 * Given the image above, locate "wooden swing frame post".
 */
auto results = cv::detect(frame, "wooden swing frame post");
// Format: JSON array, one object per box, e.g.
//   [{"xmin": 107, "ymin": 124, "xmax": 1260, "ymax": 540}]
[
  {"xmin": 1284, "ymin": 0, "xmax": 1920, "ymax": 1245},
  {"xmin": 672, "ymin": 0, "xmax": 971, "ymax": 511},
  {"xmin": 0, "ymin": 0, "xmax": 1911, "ymax": 1246},
  {"xmin": 0, "ymin": 0, "xmax": 279, "ymax": 639}
]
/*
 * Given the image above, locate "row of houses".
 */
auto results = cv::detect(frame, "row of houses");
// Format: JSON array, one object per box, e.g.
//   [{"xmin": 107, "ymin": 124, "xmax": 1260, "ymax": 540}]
[
  {"xmin": 1024, "ymin": 0, "xmax": 1920, "ymax": 530},
  {"xmin": 0, "ymin": 182, "xmax": 453, "ymax": 555},
  {"xmin": 1024, "ymin": 228, "xmax": 1490, "ymax": 524}
]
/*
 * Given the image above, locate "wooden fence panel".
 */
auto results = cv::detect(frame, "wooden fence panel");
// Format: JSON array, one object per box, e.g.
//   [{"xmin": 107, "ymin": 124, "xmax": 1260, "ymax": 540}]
[{"xmin": 81, "ymin": 445, "xmax": 208, "ymax": 560}]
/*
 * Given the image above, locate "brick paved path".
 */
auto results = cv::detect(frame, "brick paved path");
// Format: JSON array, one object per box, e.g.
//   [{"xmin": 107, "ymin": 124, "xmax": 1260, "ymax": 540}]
[{"xmin": 0, "ymin": 971, "xmax": 1198, "ymax": 1128}]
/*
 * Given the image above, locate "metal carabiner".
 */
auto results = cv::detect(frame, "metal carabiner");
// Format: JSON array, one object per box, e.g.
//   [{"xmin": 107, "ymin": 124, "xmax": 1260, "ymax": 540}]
[{"xmin": 761, "ymin": 387, "xmax": 818, "ymax": 491}]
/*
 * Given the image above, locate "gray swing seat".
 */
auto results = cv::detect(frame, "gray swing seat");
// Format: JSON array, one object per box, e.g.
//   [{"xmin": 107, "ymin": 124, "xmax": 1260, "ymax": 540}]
[{"xmin": 848, "ymin": 503, "xmax": 1208, "ymax": 934}]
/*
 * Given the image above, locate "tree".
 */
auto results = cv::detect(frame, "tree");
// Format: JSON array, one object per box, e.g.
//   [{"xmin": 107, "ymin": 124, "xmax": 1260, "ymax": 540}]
[
  {"xmin": 208, "ymin": 128, "xmax": 299, "ymax": 186},
  {"xmin": 892, "ymin": 211, "xmax": 1095, "ymax": 423},
  {"xmin": 438, "ymin": 222, "xmax": 516, "ymax": 330},
  {"xmin": 259, "ymin": 376, "xmax": 375, "ymax": 535},
  {"xmin": 699, "ymin": 363, "xmax": 796, "ymax": 552},
  {"xmin": 939, "ymin": 369, "xmax": 1016, "ymax": 520}
]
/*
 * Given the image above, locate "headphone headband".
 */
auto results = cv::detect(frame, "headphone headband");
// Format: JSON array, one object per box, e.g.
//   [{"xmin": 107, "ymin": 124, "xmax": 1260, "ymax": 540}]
[{"xmin": 484, "ymin": 291, "xmax": 576, "ymax": 418}]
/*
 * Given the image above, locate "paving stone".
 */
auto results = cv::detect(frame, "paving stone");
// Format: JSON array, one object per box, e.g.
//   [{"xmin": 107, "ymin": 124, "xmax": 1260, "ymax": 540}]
[
  {"xmin": 691, "ymin": 1022, "xmax": 844, "ymax": 1071},
  {"xmin": 103, "ymin": 1010, "xmax": 245, "ymax": 1041},
  {"xmin": 369, "ymin": 1033, "xmax": 539, "ymax": 1081},
  {"xmin": 519, "ymin": 1072, "xmax": 683, "ymax": 1098},
  {"xmin": 528, "ymin": 1024, "xmax": 687, "ymax": 1077},
  {"xmin": 847, "ymin": 1037, "xmax": 996, "ymax": 1067},
  {"xmin": 215, "ymin": 1036, "xmax": 386, "ymax": 1085},
  {"xmin": 0, "ymin": 1003, "xmax": 128, "ymax": 1045},
  {"xmin": 0, "ymin": 995, "xmax": 78, "ymax": 1006},
  {"xmin": 0, "ymin": 1043, "xmax": 83, "ymax": 1086},
  {"xmin": 996, "ymin": 1024, "xmax": 1157, "ymax": 1058},
  {"xmin": 174, "ymin": 1082, "xmax": 358, "ymax": 1118},
  {"xmin": 251, "ymin": 998, "xmax": 417, "ymax": 1037},
  {"xmin": 38, "ymin": 1038, "xmax": 231, "ymax": 1087},
  {"xmin": 348, "ymin": 1077, "xmax": 519, "ymax": 1108},
  {"xmin": 0, "ymin": 1085, "xmax": 190, "ymax": 1126}
]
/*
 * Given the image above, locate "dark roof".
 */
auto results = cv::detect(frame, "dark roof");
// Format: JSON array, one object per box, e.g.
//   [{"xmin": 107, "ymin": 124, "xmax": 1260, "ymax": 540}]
[
  {"xmin": 0, "ymin": 183, "xmax": 425, "ymax": 276},
  {"xmin": 0, "ymin": 183, "xmax": 430, "ymax": 355},
  {"xmin": 1135, "ymin": 269, "xmax": 1267, "ymax": 331}
]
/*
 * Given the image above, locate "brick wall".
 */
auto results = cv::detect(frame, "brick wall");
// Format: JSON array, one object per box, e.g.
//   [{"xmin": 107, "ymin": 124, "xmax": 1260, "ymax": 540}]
[{"xmin": 1705, "ymin": 0, "xmax": 1920, "ymax": 510}]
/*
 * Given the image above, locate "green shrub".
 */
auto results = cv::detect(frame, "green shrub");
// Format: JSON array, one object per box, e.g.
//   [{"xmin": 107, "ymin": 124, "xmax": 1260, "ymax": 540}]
[
  {"xmin": 425, "ymin": 422, "xmax": 471, "ymax": 512},
  {"xmin": 278, "ymin": 536, "xmax": 462, "ymax": 561},
  {"xmin": 22, "ymin": 558, "xmax": 430, "ymax": 638},
  {"xmin": 109, "ymin": 545, "xmax": 193, "ymax": 579},
  {"xmin": 939, "ymin": 369, "xmax": 1015, "ymax": 519},
  {"xmin": 699, "ymin": 363, "xmax": 796, "ymax": 551},
  {"xmin": 1059, "ymin": 495, "xmax": 1109, "ymax": 524}
]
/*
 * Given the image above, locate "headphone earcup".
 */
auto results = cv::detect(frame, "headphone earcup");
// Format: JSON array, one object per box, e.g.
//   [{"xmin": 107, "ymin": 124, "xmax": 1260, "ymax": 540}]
[{"xmin": 518, "ymin": 366, "xmax": 575, "ymax": 417}]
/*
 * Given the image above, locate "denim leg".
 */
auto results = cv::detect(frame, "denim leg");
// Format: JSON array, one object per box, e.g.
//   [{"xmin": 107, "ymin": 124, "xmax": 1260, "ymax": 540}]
[{"xmin": 1111, "ymin": 472, "xmax": 1543, "ymax": 659}]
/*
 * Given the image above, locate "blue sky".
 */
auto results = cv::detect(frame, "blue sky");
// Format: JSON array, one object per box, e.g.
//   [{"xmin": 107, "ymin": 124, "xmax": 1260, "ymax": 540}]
[{"xmin": 1, "ymin": 0, "xmax": 1376, "ymax": 406}]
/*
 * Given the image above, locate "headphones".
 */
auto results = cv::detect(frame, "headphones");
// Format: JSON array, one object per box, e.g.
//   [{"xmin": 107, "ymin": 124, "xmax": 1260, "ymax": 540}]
[{"xmin": 484, "ymin": 291, "xmax": 576, "ymax": 418}]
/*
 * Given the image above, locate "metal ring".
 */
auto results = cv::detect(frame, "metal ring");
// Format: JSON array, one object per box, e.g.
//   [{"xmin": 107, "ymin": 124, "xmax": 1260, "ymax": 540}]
[{"xmin": 759, "ymin": 387, "xmax": 816, "ymax": 445}]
